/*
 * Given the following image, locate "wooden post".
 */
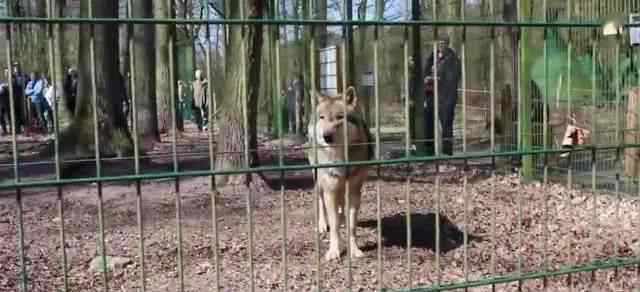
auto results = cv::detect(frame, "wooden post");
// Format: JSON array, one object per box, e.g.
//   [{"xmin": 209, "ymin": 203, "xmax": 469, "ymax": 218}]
[
  {"xmin": 625, "ymin": 88, "xmax": 640, "ymax": 178},
  {"xmin": 501, "ymin": 84, "xmax": 513, "ymax": 151}
]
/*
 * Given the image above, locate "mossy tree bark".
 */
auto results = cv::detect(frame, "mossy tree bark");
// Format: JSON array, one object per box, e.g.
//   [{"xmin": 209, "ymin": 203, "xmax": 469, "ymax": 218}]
[
  {"xmin": 57, "ymin": 0, "xmax": 132, "ymax": 159},
  {"xmin": 215, "ymin": 0, "xmax": 267, "ymax": 188}
]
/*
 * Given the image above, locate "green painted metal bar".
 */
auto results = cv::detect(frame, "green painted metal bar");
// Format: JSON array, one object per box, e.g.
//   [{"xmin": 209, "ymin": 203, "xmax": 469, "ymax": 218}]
[
  {"xmin": 46, "ymin": 0, "xmax": 69, "ymax": 290},
  {"xmin": 541, "ymin": 1, "xmax": 549, "ymax": 287},
  {"xmin": 432, "ymin": 0, "xmax": 442, "ymax": 286},
  {"xmin": 165, "ymin": 0, "xmax": 184, "ymax": 290},
  {"xmin": 460, "ymin": 1, "xmax": 469, "ymax": 288},
  {"xmin": 589, "ymin": 26, "xmax": 598, "ymax": 284},
  {"xmin": 565, "ymin": 1, "xmax": 574, "ymax": 284},
  {"xmin": 341, "ymin": 1, "xmax": 353, "ymax": 287},
  {"xmin": 308, "ymin": 3, "xmax": 322, "ymax": 289},
  {"xmin": 613, "ymin": 28, "xmax": 623, "ymax": 279},
  {"xmin": 5, "ymin": 145, "xmax": 640, "ymax": 191},
  {"xmin": 488, "ymin": 0, "xmax": 500, "ymax": 289},
  {"xmin": 238, "ymin": 2, "xmax": 255, "ymax": 291},
  {"xmin": 375, "ymin": 0, "xmax": 384, "ymax": 290},
  {"xmin": 86, "ymin": 1, "xmax": 109, "ymax": 290},
  {"xmin": 384, "ymin": 258, "xmax": 640, "ymax": 292},
  {"xmin": 125, "ymin": 1, "xmax": 146, "ymax": 290},
  {"xmin": 202, "ymin": 1, "xmax": 220, "ymax": 290},
  {"xmin": 403, "ymin": 0, "xmax": 412, "ymax": 288},
  {"xmin": 275, "ymin": 1, "xmax": 288, "ymax": 290},
  {"xmin": 2, "ymin": 16, "xmax": 640, "ymax": 27},
  {"xmin": 207, "ymin": 2, "xmax": 221, "ymax": 291}
]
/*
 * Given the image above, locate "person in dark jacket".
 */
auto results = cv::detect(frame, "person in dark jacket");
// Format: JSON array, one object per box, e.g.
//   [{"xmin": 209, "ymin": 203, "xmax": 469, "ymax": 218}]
[
  {"xmin": 0, "ymin": 73, "xmax": 25, "ymax": 135},
  {"xmin": 63, "ymin": 68, "xmax": 78, "ymax": 114},
  {"xmin": 423, "ymin": 33, "xmax": 461, "ymax": 157}
]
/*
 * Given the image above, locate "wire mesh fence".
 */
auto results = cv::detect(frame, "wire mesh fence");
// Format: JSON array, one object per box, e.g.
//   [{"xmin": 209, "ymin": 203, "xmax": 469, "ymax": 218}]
[{"xmin": 1, "ymin": 0, "xmax": 640, "ymax": 291}]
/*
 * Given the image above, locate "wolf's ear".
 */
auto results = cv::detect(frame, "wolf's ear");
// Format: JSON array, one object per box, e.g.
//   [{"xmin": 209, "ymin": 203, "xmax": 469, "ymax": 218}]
[
  {"xmin": 344, "ymin": 86, "xmax": 358, "ymax": 107},
  {"xmin": 314, "ymin": 90, "xmax": 329, "ymax": 105}
]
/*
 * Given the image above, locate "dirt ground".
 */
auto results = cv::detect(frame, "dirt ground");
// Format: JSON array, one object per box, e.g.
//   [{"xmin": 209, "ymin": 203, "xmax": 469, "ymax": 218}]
[{"xmin": 2, "ymin": 156, "xmax": 640, "ymax": 291}]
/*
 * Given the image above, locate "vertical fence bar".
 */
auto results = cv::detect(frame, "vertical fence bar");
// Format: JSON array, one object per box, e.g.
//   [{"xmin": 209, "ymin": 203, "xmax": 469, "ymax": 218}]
[
  {"xmin": 277, "ymin": 1, "xmax": 288, "ymax": 290},
  {"xmin": 565, "ymin": 0, "xmax": 575, "ymax": 287},
  {"xmin": 589, "ymin": 26, "xmax": 598, "ymax": 285},
  {"xmin": 341, "ymin": 2, "xmax": 353, "ymax": 288},
  {"xmin": 203, "ymin": 0, "xmax": 220, "ymax": 290},
  {"xmin": 87, "ymin": 1, "xmax": 108, "ymax": 290},
  {"xmin": 375, "ymin": 0, "xmax": 384, "ymax": 289},
  {"xmin": 165, "ymin": 0, "xmax": 183, "ymax": 289},
  {"xmin": 542, "ymin": 0, "xmax": 550, "ymax": 288},
  {"xmin": 403, "ymin": 0, "xmax": 412, "ymax": 288},
  {"xmin": 433, "ymin": 0, "xmax": 443, "ymax": 283},
  {"xmin": 460, "ymin": 1, "xmax": 469, "ymax": 289},
  {"xmin": 514, "ymin": 0, "xmax": 522, "ymax": 290},
  {"xmin": 5, "ymin": 15, "xmax": 26, "ymax": 290},
  {"xmin": 238, "ymin": 2, "xmax": 255, "ymax": 291},
  {"xmin": 566, "ymin": 0, "xmax": 573, "ymax": 190},
  {"xmin": 46, "ymin": 0, "xmax": 68, "ymax": 290},
  {"xmin": 613, "ymin": 26, "xmax": 622, "ymax": 279},
  {"xmin": 125, "ymin": 0, "xmax": 145, "ymax": 290},
  {"xmin": 307, "ymin": 0, "xmax": 323, "ymax": 288}
]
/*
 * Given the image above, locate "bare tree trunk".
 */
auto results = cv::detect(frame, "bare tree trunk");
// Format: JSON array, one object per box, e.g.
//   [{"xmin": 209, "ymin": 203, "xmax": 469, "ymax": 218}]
[
  {"xmin": 56, "ymin": 0, "xmax": 132, "ymax": 160},
  {"xmin": 317, "ymin": 0, "xmax": 328, "ymax": 48},
  {"xmin": 155, "ymin": 0, "xmax": 175, "ymax": 134},
  {"xmin": 52, "ymin": 0, "xmax": 72, "ymax": 129},
  {"xmin": 132, "ymin": 0, "xmax": 159, "ymax": 146},
  {"xmin": 215, "ymin": 0, "xmax": 267, "ymax": 188}
]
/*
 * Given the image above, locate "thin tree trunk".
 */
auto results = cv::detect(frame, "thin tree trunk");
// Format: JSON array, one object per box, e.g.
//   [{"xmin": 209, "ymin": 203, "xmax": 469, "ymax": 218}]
[
  {"xmin": 132, "ymin": 0, "xmax": 159, "ymax": 146},
  {"xmin": 215, "ymin": 0, "xmax": 267, "ymax": 188}
]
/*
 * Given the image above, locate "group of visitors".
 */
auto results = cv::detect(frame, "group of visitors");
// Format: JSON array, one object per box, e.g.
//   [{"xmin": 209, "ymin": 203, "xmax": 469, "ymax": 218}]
[{"xmin": 0, "ymin": 62, "xmax": 78, "ymax": 136}]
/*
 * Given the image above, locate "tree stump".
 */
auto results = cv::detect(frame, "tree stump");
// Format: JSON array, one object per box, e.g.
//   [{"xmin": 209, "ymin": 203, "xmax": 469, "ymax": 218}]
[{"xmin": 625, "ymin": 88, "xmax": 640, "ymax": 178}]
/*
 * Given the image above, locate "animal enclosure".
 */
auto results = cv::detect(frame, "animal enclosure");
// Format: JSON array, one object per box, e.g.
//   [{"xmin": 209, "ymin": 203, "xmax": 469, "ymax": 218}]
[{"xmin": 2, "ymin": 0, "xmax": 640, "ymax": 292}]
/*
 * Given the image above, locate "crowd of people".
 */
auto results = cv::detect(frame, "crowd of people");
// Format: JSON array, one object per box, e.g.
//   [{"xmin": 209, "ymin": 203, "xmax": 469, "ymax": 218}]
[{"xmin": 0, "ymin": 62, "xmax": 78, "ymax": 136}]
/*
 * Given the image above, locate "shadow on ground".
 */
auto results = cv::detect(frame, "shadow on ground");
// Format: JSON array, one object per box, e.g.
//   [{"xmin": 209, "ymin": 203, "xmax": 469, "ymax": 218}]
[{"xmin": 359, "ymin": 213, "xmax": 481, "ymax": 253}]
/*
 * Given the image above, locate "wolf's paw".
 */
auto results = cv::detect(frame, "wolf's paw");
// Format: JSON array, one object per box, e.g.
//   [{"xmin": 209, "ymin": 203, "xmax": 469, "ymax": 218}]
[
  {"xmin": 324, "ymin": 248, "xmax": 341, "ymax": 261},
  {"xmin": 350, "ymin": 247, "xmax": 365, "ymax": 258},
  {"xmin": 318, "ymin": 221, "xmax": 328, "ymax": 234}
]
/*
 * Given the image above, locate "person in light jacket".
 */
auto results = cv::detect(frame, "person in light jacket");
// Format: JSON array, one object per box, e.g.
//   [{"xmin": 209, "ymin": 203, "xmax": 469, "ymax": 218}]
[{"xmin": 192, "ymin": 69, "xmax": 208, "ymax": 132}]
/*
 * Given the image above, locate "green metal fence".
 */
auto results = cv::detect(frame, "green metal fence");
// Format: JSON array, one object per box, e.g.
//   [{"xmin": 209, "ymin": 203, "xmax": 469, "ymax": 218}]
[{"xmin": 2, "ymin": 0, "xmax": 640, "ymax": 291}]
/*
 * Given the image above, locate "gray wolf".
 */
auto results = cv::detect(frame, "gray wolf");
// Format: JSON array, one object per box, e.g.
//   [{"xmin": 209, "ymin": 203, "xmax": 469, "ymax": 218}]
[{"xmin": 305, "ymin": 86, "xmax": 373, "ymax": 261}]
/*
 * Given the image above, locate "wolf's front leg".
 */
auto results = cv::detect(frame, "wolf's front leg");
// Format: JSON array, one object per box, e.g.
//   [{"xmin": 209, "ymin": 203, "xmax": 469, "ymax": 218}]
[
  {"xmin": 347, "ymin": 189, "xmax": 364, "ymax": 258},
  {"xmin": 323, "ymin": 190, "xmax": 341, "ymax": 261},
  {"xmin": 318, "ymin": 193, "xmax": 328, "ymax": 234}
]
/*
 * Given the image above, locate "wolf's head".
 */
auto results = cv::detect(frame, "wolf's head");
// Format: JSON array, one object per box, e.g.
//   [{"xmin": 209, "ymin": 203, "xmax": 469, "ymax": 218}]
[{"xmin": 308, "ymin": 87, "xmax": 370, "ymax": 157}]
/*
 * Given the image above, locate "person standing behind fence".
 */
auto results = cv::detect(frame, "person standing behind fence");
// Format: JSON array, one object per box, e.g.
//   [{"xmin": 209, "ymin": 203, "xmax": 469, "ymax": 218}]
[
  {"xmin": 10, "ymin": 62, "xmax": 26, "ymax": 132},
  {"xmin": 0, "ymin": 69, "xmax": 25, "ymax": 135},
  {"xmin": 25, "ymin": 72, "xmax": 50, "ymax": 133},
  {"xmin": 192, "ymin": 69, "xmax": 208, "ymax": 132},
  {"xmin": 63, "ymin": 68, "xmax": 78, "ymax": 114},
  {"xmin": 423, "ymin": 33, "xmax": 461, "ymax": 159}
]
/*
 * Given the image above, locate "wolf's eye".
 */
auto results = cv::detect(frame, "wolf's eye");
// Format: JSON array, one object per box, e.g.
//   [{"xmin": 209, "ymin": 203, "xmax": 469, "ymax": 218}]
[
  {"xmin": 319, "ymin": 115, "xmax": 325, "ymax": 120},
  {"xmin": 336, "ymin": 114, "xmax": 344, "ymax": 120}
]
